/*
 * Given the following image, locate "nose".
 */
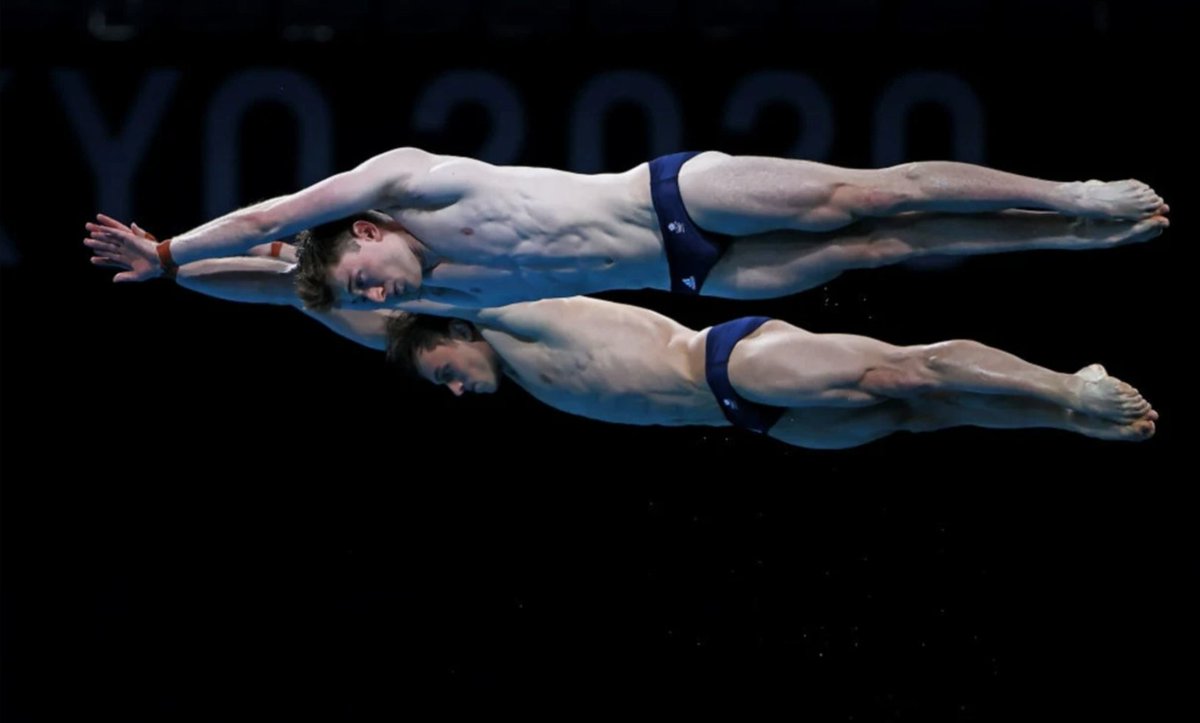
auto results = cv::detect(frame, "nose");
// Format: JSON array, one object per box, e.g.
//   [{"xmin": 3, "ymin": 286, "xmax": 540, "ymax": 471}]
[
  {"xmin": 447, "ymin": 381, "xmax": 465, "ymax": 396},
  {"xmin": 366, "ymin": 286, "xmax": 387, "ymax": 303}
]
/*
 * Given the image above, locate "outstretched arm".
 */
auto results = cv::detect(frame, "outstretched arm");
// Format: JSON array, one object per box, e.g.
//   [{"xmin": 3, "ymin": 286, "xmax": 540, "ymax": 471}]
[
  {"xmin": 247, "ymin": 240, "xmax": 299, "ymax": 263},
  {"xmin": 178, "ymin": 253, "xmax": 399, "ymax": 350},
  {"xmin": 303, "ymin": 308, "xmax": 393, "ymax": 351},
  {"xmin": 177, "ymin": 253, "xmax": 399, "ymax": 350},
  {"xmin": 85, "ymin": 147, "xmax": 438, "ymax": 280},
  {"xmin": 91, "ymin": 218, "xmax": 396, "ymax": 350},
  {"xmin": 181, "ymin": 256, "xmax": 396, "ymax": 350},
  {"xmin": 175, "ymin": 256, "xmax": 299, "ymax": 305}
]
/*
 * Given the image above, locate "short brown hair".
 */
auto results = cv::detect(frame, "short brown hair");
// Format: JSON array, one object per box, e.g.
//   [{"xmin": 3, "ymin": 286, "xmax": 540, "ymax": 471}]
[
  {"xmin": 293, "ymin": 210, "xmax": 394, "ymax": 311},
  {"xmin": 385, "ymin": 313, "xmax": 460, "ymax": 378}
]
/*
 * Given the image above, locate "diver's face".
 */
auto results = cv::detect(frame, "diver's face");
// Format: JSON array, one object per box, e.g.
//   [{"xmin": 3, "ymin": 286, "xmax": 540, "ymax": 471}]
[
  {"xmin": 330, "ymin": 222, "xmax": 423, "ymax": 307},
  {"xmin": 415, "ymin": 338, "xmax": 501, "ymax": 396}
]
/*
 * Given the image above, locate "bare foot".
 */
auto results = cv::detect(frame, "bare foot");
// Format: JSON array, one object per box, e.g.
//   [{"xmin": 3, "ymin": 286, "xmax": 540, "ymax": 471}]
[
  {"xmin": 1075, "ymin": 364, "xmax": 1107, "ymax": 382},
  {"xmin": 1075, "ymin": 369, "xmax": 1153, "ymax": 422},
  {"xmin": 1067, "ymin": 214, "xmax": 1168, "ymax": 248},
  {"xmin": 1069, "ymin": 410, "xmax": 1157, "ymax": 441},
  {"xmin": 1063, "ymin": 179, "xmax": 1165, "ymax": 220}
]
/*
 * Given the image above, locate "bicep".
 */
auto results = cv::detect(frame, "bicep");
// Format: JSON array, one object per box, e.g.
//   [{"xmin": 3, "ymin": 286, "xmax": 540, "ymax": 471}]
[{"xmin": 255, "ymin": 147, "xmax": 437, "ymax": 237}]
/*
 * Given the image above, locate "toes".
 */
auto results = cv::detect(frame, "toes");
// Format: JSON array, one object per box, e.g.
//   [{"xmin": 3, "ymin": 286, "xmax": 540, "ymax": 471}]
[{"xmin": 1130, "ymin": 220, "xmax": 1165, "ymax": 241}]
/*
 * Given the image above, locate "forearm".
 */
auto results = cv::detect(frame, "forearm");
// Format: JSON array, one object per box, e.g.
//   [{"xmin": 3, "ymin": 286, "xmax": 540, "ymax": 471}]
[
  {"xmin": 301, "ymin": 309, "xmax": 392, "ymax": 351},
  {"xmin": 167, "ymin": 203, "xmax": 282, "ymax": 266},
  {"xmin": 247, "ymin": 240, "xmax": 299, "ymax": 263},
  {"xmin": 176, "ymin": 256, "xmax": 390, "ymax": 349},
  {"xmin": 174, "ymin": 256, "xmax": 299, "ymax": 306},
  {"xmin": 392, "ymin": 295, "xmax": 485, "ymax": 320}
]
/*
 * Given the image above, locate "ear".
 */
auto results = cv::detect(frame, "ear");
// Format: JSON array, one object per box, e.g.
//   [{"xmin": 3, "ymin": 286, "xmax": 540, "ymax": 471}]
[
  {"xmin": 448, "ymin": 319, "xmax": 475, "ymax": 341},
  {"xmin": 351, "ymin": 219, "xmax": 381, "ymax": 241}
]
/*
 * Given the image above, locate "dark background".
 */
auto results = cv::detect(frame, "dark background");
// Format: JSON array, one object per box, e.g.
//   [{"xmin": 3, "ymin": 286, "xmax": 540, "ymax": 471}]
[{"xmin": 1, "ymin": 1, "xmax": 1194, "ymax": 718}]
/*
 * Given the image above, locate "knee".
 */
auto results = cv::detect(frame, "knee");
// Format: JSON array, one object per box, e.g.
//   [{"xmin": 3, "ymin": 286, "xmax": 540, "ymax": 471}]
[
  {"xmin": 785, "ymin": 180, "xmax": 857, "ymax": 229},
  {"xmin": 909, "ymin": 339, "xmax": 987, "ymax": 386},
  {"xmin": 850, "ymin": 187, "xmax": 912, "ymax": 217},
  {"xmin": 859, "ymin": 348, "xmax": 939, "ymax": 397},
  {"xmin": 846, "ymin": 234, "xmax": 914, "ymax": 269},
  {"xmin": 831, "ymin": 167, "xmax": 919, "ymax": 218},
  {"xmin": 849, "ymin": 163, "xmax": 928, "ymax": 214},
  {"xmin": 824, "ymin": 218, "xmax": 918, "ymax": 270},
  {"xmin": 924, "ymin": 339, "xmax": 983, "ymax": 371},
  {"xmin": 899, "ymin": 400, "xmax": 949, "ymax": 433}
]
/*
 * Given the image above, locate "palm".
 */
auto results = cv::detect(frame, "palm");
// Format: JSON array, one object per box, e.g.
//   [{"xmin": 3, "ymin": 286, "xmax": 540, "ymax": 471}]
[{"xmin": 84, "ymin": 214, "xmax": 162, "ymax": 282}]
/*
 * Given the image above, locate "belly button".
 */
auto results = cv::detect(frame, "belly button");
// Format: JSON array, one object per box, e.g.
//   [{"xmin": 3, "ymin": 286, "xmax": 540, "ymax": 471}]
[
  {"xmin": 604, "ymin": 257, "xmax": 614, "ymax": 266},
  {"xmin": 461, "ymin": 227, "xmax": 475, "ymax": 236}
]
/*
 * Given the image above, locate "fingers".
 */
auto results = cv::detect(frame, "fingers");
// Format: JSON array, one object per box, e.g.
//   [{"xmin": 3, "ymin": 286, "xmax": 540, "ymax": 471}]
[
  {"xmin": 90, "ymin": 215, "xmax": 159, "ymax": 242},
  {"xmin": 130, "ymin": 222, "xmax": 158, "ymax": 242},
  {"xmin": 85, "ymin": 223, "xmax": 136, "ymax": 243},
  {"xmin": 85, "ymin": 223, "xmax": 125, "ymax": 242},
  {"xmin": 90, "ymin": 256, "xmax": 131, "ymax": 270},
  {"xmin": 94, "ymin": 213, "xmax": 131, "ymax": 232},
  {"xmin": 83, "ymin": 237, "xmax": 123, "ymax": 254},
  {"xmin": 85, "ymin": 218, "xmax": 146, "ymax": 278}
]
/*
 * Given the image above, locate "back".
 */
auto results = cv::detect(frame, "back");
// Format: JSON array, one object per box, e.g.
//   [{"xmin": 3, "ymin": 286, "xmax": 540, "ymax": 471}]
[{"xmin": 479, "ymin": 298, "xmax": 728, "ymax": 427}]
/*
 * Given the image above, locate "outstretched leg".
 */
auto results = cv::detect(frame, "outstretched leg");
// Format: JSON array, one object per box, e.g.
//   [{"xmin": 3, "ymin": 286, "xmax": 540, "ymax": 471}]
[
  {"xmin": 726, "ymin": 322, "xmax": 1153, "ymax": 423},
  {"xmin": 678, "ymin": 152, "xmax": 1168, "ymax": 235},
  {"xmin": 908, "ymin": 388, "xmax": 1157, "ymax": 441},
  {"xmin": 768, "ymin": 390, "xmax": 1156, "ymax": 450},
  {"xmin": 702, "ymin": 210, "xmax": 1168, "ymax": 299}
]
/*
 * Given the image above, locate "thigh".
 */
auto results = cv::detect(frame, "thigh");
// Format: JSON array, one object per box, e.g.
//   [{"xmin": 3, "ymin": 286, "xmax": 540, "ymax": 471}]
[
  {"xmin": 727, "ymin": 321, "xmax": 912, "ymax": 407},
  {"xmin": 768, "ymin": 401, "xmax": 910, "ymax": 450},
  {"xmin": 678, "ymin": 152, "xmax": 873, "ymax": 234},
  {"xmin": 700, "ymin": 229, "xmax": 854, "ymax": 300}
]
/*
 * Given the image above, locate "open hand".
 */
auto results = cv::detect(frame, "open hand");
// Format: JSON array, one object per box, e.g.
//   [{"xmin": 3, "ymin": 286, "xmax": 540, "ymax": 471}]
[{"xmin": 84, "ymin": 214, "xmax": 164, "ymax": 282}]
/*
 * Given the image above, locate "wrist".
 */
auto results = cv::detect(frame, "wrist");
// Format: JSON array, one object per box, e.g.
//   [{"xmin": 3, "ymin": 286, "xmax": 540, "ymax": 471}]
[{"xmin": 156, "ymin": 239, "xmax": 179, "ymax": 279}]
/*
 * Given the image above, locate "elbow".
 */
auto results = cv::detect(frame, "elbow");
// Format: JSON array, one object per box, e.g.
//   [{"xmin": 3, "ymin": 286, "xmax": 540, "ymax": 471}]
[{"xmin": 241, "ymin": 211, "xmax": 278, "ymax": 240}]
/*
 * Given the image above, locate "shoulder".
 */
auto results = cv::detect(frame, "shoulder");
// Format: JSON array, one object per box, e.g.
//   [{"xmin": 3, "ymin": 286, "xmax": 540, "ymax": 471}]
[
  {"xmin": 476, "ymin": 298, "xmax": 580, "ymax": 337},
  {"xmin": 360, "ymin": 147, "xmax": 442, "ymax": 177}
]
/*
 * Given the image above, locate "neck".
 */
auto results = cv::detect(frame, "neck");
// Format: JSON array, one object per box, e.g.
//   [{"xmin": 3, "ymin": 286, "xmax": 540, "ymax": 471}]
[{"xmin": 406, "ymin": 233, "xmax": 441, "ymax": 273}]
